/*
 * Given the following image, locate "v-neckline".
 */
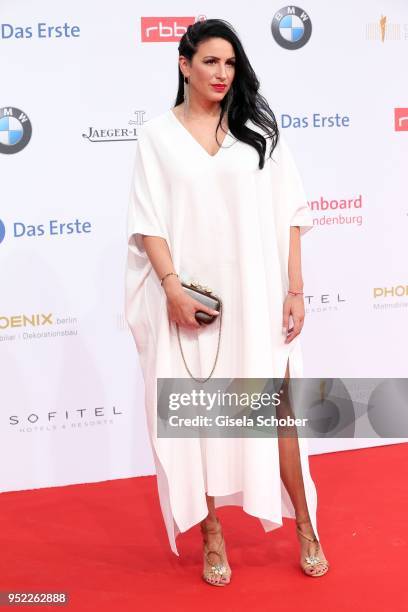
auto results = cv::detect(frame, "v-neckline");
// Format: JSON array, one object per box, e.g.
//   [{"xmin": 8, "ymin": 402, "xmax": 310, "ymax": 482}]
[{"xmin": 168, "ymin": 108, "xmax": 231, "ymax": 159}]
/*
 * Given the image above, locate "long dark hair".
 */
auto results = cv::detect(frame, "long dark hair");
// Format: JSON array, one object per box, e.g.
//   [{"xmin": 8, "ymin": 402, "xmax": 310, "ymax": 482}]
[{"xmin": 174, "ymin": 18, "xmax": 279, "ymax": 169}]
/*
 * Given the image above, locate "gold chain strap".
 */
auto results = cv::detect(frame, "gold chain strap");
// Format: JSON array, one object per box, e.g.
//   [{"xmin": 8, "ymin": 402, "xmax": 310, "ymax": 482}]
[{"xmin": 176, "ymin": 300, "xmax": 223, "ymax": 383}]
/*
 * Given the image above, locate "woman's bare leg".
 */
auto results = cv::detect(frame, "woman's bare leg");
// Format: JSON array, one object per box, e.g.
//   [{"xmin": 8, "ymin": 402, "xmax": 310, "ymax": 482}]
[
  {"xmin": 200, "ymin": 494, "xmax": 232, "ymax": 584},
  {"xmin": 277, "ymin": 362, "xmax": 310, "ymax": 523},
  {"xmin": 277, "ymin": 361, "xmax": 328, "ymax": 575},
  {"xmin": 201, "ymin": 494, "xmax": 217, "ymax": 522}
]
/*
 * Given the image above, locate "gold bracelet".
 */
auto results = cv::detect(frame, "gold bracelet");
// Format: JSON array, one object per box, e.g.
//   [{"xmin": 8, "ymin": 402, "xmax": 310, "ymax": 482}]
[{"xmin": 160, "ymin": 272, "xmax": 178, "ymax": 286}]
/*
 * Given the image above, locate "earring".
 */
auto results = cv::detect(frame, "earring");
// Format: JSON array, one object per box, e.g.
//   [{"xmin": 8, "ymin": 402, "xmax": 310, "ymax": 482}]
[{"xmin": 183, "ymin": 76, "xmax": 190, "ymax": 119}]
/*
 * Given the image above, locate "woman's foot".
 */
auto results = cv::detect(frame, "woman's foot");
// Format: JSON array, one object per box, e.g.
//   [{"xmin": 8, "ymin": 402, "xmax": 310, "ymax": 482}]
[
  {"xmin": 296, "ymin": 518, "xmax": 329, "ymax": 577},
  {"xmin": 200, "ymin": 516, "xmax": 232, "ymax": 586}
]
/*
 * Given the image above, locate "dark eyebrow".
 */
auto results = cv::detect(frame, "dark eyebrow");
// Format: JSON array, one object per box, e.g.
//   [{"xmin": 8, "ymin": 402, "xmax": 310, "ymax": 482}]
[{"xmin": 203, "ymin": 55, "xmax": 236, "ymax": 60}]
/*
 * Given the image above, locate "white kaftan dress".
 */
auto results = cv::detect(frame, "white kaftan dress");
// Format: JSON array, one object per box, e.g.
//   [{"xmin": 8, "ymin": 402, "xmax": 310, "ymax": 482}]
[{"xmin": 125, "ymin": 108, "xmax": 317, "ymax": 556}]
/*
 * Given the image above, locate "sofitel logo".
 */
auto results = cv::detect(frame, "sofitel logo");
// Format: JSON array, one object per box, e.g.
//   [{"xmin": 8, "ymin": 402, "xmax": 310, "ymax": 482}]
[
  {"xmin": 304, "ymin": 293, "xmax": 346, "ymax": 314},
  {"xmin": 82, "ymin": 110, "xmax": 146, "ymax": 143},
  {"xmin": 304, "ymin": 294, "xmax": 346, "ymax": 305},
  {"xmin": 9, "ymin": 406, "xmax": 123, "ymax": 431}
]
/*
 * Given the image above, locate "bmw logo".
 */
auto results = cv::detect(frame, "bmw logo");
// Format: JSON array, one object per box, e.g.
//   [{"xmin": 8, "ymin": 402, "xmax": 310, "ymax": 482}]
[
  {"xmin": 271, "ymin": 6, "xmax": 312, "ymax": 50},
  {"xmin": 0, "ymin": 219, "xmax": 5, "ymax": 244},
  {"xmin": 0, "ymin": 107, "xmax": 32, "ymax": 154}
]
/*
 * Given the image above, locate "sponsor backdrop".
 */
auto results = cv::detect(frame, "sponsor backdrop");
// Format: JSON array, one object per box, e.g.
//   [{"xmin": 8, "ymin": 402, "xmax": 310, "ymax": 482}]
[{"xmin": 1, "ymin": 0, "xmax": 407, "ymax": 492}]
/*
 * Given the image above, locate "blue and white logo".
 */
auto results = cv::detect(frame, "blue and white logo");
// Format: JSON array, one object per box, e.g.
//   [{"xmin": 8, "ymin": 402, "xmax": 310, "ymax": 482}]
[
  {"xmin": 0, "ymin": 218, "xmax": 92, "ymax": 244},
  {"xmin": 271, "ymin": 6, "xmax": 312, "ymax": 50},
  {"xmin": 1, "ymin": 23, "xmax": 81, "ymax": 40},
  {"xmin": 0, "ymin": 107, "xmax": 32, "ymax": 154}
]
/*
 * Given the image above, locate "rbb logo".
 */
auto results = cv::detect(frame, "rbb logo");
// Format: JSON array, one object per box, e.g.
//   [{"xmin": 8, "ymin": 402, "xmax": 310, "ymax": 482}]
[
  {"xmin": 141, "ymin": 17, "xmax": 195, "ymax": 42},
  {"xmin": 394, "ymin": 108, "xmax": 408, "ymax": 132}
]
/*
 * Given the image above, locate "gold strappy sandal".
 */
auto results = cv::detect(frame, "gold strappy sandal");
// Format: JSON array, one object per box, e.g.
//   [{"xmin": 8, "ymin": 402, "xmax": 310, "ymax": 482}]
[
  {"xmin": 200, "ymin": 517, "xmax": 232, "ymax": 586},
  {"xmin": 296, "ymin": 519, "xmax": 329, "ymax": 577}
]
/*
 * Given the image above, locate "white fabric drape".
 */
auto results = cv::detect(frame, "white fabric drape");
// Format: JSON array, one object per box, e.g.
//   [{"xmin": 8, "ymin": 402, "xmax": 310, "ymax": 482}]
[{"xmin": 125, "ymin": 109, "xmax": 317, "ymax": 556}]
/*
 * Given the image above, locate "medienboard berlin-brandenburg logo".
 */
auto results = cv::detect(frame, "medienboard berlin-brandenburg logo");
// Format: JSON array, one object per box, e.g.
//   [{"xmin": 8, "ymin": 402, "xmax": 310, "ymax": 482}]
[
  {"xmin": 0, "ymin": 107, "xmax": 32, "ymax": 154},
  {"xmin": 271, "ymin": 6, "xmax": 312, "ymax": 50}
]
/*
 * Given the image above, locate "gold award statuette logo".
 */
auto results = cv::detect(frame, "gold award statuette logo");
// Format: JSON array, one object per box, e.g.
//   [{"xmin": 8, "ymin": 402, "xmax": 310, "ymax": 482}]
[{"xmin": 366, "ymin": 14, "xmax": 406, "ymax": 42}]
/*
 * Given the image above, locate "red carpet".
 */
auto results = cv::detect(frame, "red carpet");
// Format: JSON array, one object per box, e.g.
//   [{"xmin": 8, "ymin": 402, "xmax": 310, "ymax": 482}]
[{"xmin": 1, "ymin": 443, "xmax": 407, "ymax": 611}]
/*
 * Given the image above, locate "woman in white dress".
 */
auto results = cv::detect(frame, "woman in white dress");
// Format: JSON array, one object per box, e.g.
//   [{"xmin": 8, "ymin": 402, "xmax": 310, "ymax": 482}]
[{"xmin": 126, "ymin": 18, "xmax": 329, "ymax": 585}]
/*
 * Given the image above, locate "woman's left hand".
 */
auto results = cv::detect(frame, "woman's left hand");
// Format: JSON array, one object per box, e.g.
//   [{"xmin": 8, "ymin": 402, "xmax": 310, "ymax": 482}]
[{"xmin": 282, "ymin": 294, "xmax": 305, "ymax": 344}]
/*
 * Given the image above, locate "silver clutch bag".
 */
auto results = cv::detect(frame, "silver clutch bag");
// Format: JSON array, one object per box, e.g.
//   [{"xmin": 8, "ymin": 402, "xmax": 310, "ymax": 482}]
[
  {"xmin": 176, "ymin": 280, "xmax": 223, "ymax": 382},
  {"xmin": 180, "ymin": 280, "xmax": 221, "ymax": 325}
]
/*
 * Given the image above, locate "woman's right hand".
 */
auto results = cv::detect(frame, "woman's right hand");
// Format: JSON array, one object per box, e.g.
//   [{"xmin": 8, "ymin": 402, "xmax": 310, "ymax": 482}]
[{"xmin": 164, "ymin": 278, "xmax": 219, "ymax": 330}]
